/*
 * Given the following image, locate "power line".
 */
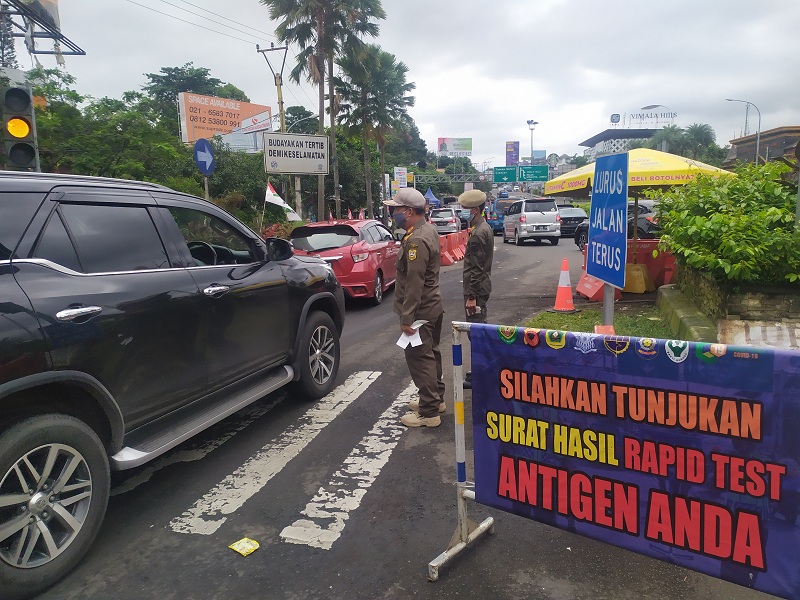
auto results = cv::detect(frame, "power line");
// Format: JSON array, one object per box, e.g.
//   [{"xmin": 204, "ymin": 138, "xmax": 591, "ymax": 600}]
[
  {"xmin": 168, "ymin": 0, "xmax": 277, "ymax": 39},
  {"xmin": 158, "ymin": 0, "xmax": 276, "ymax": 42}
]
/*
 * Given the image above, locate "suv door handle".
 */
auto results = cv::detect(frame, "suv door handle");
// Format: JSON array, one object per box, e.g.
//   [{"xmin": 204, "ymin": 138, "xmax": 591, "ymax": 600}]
[
  {"xmin": 56, "ymin": 306, "xmax": 103, "ymax": 322},
  {"xmin": 203, "ymin": 284, "xmax": 230, "ymax": 296}
]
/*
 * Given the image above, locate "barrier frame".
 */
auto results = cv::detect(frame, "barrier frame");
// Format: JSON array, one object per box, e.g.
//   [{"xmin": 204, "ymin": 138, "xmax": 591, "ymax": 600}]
[{"xmin": 428, "ymin": 321, "xmax": 495, "ymax": 581}]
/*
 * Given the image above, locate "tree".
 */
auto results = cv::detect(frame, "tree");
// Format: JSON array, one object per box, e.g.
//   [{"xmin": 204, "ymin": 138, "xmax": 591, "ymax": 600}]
[
  {"xmin": 646, "ymin": 125, "xmax": 689, "ymax": 155},
  {"xmin": 684, "ymin": 123, "xmax": 716, "ymax": 159},
  {"xmin": 0, "ymin": 3, "xmax": 18, "ymax": 69},
  {"xmin": 261, "ymin": 0, "xmax": 385, "ymax": 220},
  {"xmin": 286, "ymin": 105, "xmax": 318, "ymax": 133}
]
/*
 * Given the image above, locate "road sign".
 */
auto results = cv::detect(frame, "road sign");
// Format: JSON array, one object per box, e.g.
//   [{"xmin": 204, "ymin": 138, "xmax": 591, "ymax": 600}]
[
  {"xmin": 394, "ymin": 167, "xmax": 407, "ymax": 188},
  {"xmin": 492, "ymin": 166, "xmax": 517, "ymax": 183},
  {"xmin": 194, "ymin": 138, "xmax": 215, "ymax": 176},
  {"xmin": 586, "ymin": 152, "xmax": 629, "ymax": 288},
  {"xmin": 263, "ymin": 132, "xmax": 329, "ymax": 174},
  {"xmin": 518, "ymin": 165, "xmax": 548, "ymax": 182}
]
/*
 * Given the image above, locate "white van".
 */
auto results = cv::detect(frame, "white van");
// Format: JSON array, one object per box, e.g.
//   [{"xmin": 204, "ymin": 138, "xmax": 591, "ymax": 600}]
[{"xmin": 502, "ymin": 197, "xmax": 561, "ymax": 245}]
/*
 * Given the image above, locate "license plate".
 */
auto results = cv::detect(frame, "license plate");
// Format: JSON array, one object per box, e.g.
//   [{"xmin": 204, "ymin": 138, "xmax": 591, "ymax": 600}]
[{"xmin": 535, "ymin": 225, "xmax": 548, "ymax": 231}]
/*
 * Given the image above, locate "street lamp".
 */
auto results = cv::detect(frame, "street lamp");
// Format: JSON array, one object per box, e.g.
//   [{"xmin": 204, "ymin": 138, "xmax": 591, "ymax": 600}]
[
  {"xmin": 526, "ymin": 119, "xmax": 538, "ymax": 166},
  {"xmin": 726, "ymin": 98, "xmax": 761, "ymax": 164}
]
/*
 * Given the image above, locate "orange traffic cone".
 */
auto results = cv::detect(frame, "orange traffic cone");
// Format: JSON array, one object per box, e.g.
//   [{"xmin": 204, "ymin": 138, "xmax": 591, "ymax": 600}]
[{"xmin": 550, "ymin": 258, "xmax": 576, "ymax": 313}]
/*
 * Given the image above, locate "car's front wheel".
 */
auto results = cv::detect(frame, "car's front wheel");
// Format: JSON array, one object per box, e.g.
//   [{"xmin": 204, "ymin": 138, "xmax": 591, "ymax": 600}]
[
  {"xmin": 291, "ymin": 311, "xmax": 340, "ymax": 399},
  {"xmin": 0, "ymin": 414, "xmax": 110, "ymax": 600}
]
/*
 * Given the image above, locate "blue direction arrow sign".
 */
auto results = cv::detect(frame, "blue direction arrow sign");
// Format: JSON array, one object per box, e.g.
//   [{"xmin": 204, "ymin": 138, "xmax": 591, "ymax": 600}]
[
  {"xmin": 492, "ymin": 166, "xmax": 518, "ymax": 183},
  {"xmin": 586, "ymin": 152, "xmax": 628, "ymax": 289},
  {"xmin": 194, "ymin": 138, "xmax": 215, "ymax": 176}
]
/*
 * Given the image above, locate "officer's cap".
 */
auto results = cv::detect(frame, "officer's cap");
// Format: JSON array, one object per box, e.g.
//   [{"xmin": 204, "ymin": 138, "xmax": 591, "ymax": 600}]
[
  {"xmin": 385, "ymin": 187, "xmax": 426, "ymax": 209},
  {"xmin": 458, "ymin": 189, "xmax": 486, "ymax": 208}
]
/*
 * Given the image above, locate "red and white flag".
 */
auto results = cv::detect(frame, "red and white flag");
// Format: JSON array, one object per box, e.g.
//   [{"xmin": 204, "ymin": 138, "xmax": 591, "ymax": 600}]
[
  {"xmin": 358, "ymin": 208, "xmax": 365, "ymax": 219},
  {"xmin": 347, "ymin": 208, "xmax": 353, "ymax": 219},
  {"xmin": 328, "ymin": 210, "xmax": 333, "ymax": 221}
]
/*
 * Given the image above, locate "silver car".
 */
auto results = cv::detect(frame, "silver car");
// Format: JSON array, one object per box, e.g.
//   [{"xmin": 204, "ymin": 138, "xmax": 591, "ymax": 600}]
[
  {"xmin": 429, "ymin": 207, "xmax": 461, "ymax": 234},
  {"xmin": 502, "ymin": 197, "xmax": 561, "ymax": 245}
]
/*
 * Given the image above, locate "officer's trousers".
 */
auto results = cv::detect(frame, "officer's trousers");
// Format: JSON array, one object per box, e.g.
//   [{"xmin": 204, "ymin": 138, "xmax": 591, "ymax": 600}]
[{"xmin": 403, "ymin": 311, "xmax": 445, "ymax": 418}]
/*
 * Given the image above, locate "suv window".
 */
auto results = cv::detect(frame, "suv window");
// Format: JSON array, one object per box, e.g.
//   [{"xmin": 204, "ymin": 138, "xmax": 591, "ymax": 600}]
[
  {"xmin": 0, "ymin": 193, "xmax": 43, "ymax": 260},
  {"xmin": 524, "ymin": 200, "xmax": 557, "ymax": 213},
  {"xmin": 34, "ymin": 211, "xmax": 82, "ymax": 272},
  {"xmin": 168, "ymin": 207, "xmax": 257, "ymax": 266},
  {"xmin": 47, "ymin": 203, "xmax": 169, "ymax": 273},
  {"xmin": 291, "ymin": 224, "xmax": 358, "ymax": 251},
  {"xmin": 430, "ymin": 209, "xmax": 454, "ymax": 219}
]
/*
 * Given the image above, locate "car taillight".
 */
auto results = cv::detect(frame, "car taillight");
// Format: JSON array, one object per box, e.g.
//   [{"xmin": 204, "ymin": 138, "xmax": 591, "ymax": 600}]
[
  {"xmin": 647, "ymin": 216, "xmax": 658, "ymax": 224},
  {"xmin": 352, "ymin": 252, "xmax": 369, "ymax": 262},
  {"xmin": 449, "ymin": 218, "xmax": 456, "ymax": 223},
  {"xmin": 556, "ymin": 214, "xmax": 561, "ymax": 221},
  {"xmin": 519, "ymin": 214, "xmax": 527, "ymax": 223}
]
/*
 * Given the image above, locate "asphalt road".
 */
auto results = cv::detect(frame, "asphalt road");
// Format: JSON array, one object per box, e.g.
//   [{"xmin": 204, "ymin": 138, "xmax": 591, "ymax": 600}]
[{"xmin": 39, "ymin": 236, "xmax": 773, "ymax": 600}]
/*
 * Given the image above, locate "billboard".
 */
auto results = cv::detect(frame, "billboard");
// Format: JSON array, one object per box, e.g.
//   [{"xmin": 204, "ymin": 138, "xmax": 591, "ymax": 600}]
[
  {"xmin": 235, "ymin": 110, "xmax": 273, "ymax": 135},
  {"xmin": 437, "ymin": 137, "xmax": 472, "ymax": 157},
  {"xmin": 394, "ymin": 167, "xmax": 407, "ymax": 188},
  {"xmin": 505, "ymin": 141, "xmax": 520, "ymax": 166},
  {"xmin": 178, "ymin": 92, "xmax": 271, "ymax": 143}
]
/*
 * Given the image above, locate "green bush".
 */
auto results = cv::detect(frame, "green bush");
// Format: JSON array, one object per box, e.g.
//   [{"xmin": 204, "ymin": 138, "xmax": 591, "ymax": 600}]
[{"xmin": 648, "ymin": 163, "xmax": 800, "ymax": 285}]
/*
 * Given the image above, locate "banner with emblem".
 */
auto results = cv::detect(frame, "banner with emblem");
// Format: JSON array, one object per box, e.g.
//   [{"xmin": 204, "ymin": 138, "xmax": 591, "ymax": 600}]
[{"xmin": 469, "ymin": 324, "xmax": 800, "ymax": 599}]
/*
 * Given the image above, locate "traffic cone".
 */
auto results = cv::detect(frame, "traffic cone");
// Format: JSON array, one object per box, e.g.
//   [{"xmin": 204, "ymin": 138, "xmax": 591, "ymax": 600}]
[{"xmin": 550, "ymin": 258, "xmax": 576, "ymax": 313}]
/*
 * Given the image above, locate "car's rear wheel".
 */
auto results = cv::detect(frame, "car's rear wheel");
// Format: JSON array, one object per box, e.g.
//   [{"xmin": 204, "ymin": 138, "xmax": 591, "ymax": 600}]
[
  {"xmin": 290, "ymin": 311, "xmax": 340, "ymax": 400},
  {"xmin": 0, "ymin": 414, "xmax": 110, "ymax": 600},
  {"xmin": 550, "ymin": 237, "xmax": 559, "ymax": 246},
  {"xmin": 576, "ymin": 230, "xmax": 588, "ymax": 251},
  {"xmin": 515, "ymin": 230, "xmax": 523, "ymax": 246},
  {"xmin": 371, "ymin": 271, "xmax": 383, "ymax": 306}
]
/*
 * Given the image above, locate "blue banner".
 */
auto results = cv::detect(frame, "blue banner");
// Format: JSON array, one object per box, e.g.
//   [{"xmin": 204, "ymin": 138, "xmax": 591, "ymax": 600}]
[{"xmin": 471, "ymin": 324, "xmax": 800, "ymax": 599}]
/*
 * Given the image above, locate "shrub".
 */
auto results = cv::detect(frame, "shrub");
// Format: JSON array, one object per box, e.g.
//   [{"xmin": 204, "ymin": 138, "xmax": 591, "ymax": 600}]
[{"xmin": 648, "ymin": 163, "xmax": 800, "ymax": 286}]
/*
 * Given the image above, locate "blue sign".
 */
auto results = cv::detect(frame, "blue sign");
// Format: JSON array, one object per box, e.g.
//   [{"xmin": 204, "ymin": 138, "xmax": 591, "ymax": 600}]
[
  {"xmin": 194, "ymin": 138, "xmax": 215, "ymax": 176},
  {"xmin": 586, "ymin": 152, "xmax": 628, "ymax": 288},
  {"xmin": 470, "ymin": 323, "xmax": 800, "ymax": 599}
]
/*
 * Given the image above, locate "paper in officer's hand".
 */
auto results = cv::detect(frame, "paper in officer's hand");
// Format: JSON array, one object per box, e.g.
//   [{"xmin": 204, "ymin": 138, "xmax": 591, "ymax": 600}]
[{"xmin": 396, "ymin": 320, "xmax": 427, "ymax": 348}]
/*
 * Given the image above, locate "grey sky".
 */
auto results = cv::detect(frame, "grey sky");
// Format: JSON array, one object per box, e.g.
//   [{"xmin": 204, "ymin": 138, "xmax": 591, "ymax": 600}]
[{"xmin": 27, "ymin": 0, "xmax": 800, "ymax": 169}]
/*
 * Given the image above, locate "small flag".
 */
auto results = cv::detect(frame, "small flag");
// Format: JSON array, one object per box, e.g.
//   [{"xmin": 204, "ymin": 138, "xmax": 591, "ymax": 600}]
[
  {"xmin": 347, "ymin": 208, "xmax": 353, "ymax": 219},
  {"xmin": 358, "ymin": 209, "xmax": 365, "ymax": 219},
  {"xmin": 328, "ymin": 210, "xmax": 333, "ymax": 221}
]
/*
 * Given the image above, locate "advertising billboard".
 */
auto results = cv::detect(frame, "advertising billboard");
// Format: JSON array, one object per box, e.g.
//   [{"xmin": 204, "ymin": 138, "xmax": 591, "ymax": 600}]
[
  {"xmin": 178, "ymin": 92, "xmax": 271, "ymax": 143},
  {"xmin": 505, "ymin": 141, "xmax": 520, "ymax": 166},
  {"xmin": 437, "ymin": 137, "xmax": 472, "ymax": 157}
]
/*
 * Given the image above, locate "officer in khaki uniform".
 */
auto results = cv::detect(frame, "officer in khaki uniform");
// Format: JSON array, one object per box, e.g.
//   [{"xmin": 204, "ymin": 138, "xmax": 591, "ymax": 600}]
[
  {"xmin": 388, "ymin": 187, "xmax": 445, "ymax": 428},
  {"xmin": 458, "ymin": 189, "xmax": 493, "ymax": 389}
]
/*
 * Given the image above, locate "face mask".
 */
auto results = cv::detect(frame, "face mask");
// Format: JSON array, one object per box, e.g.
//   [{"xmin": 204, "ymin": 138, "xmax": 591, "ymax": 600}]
[{"xmin": 394, "ymin": 209, "xmax": 408, "ymax": 228}]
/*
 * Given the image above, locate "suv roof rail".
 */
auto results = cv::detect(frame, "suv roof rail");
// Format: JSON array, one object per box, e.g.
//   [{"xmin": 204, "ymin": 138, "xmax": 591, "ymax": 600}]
[{"xmin": 0, "ymin": 170, "xmax": 171, "ymax": 190}]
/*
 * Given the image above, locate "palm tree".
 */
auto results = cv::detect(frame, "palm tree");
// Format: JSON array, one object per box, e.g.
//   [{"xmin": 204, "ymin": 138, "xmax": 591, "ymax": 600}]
[
  {"xmin": 260, "ymin": 0, "xmax": 384, "ymax": 221},
  {"xmin": 335, "ymin": 45, "xmax": 414, "ymax": 218},
  {"xmin": 684, "ymin": 123, "xmax": 716, "ymax": 159},
  {"xmin": 646, "ymin": 125, "xmax": 689, "ymax": 156}
]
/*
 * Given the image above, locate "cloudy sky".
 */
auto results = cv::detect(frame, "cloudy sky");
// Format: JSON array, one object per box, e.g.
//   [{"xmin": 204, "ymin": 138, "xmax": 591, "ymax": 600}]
[{"xmin": 24, "ymin": 0, "xmax": 800, "ymax": 169}]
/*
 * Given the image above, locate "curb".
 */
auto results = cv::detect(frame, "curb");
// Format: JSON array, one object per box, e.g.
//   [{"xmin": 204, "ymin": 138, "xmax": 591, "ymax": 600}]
[{"xmin": 656, "ymin": 285, "xmax": 718, "ymax": 342}]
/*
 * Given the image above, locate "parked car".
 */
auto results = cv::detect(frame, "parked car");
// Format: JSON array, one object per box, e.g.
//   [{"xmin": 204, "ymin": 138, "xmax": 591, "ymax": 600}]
[
  {"xmin": 557, "ymin": 205, "xmax": 588, "ymax": 237},
  {"xmin": 429, "ymin": 207, "xmax": 461, "ymax": 234},
  {"xmin": 502, "ymin": 196, "xmax": 561, "ymax": 245},
  {"xmin": 290, "ymin": 219, "xmax": 399, "ymax": 305},
  {"xmin": 498, "ymin": 190, "xmax": 509, "ymax": 199},
  {"xmin": 573, "ymin": 200, "xmax": 660, "ymax": 250},
  {"xmin": 0, "ymin": 171, "xmax": 345, "ymax": 599}
]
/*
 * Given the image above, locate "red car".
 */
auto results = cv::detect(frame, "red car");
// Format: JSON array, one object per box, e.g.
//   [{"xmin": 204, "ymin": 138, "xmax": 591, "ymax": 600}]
[{"xmin": 290, "ymin": 219, "xmax": 399, "ymax": 305}]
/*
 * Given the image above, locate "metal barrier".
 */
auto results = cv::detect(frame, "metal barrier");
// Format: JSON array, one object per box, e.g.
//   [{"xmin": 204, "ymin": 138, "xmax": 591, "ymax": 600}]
[{"xmin": 428, "ymin": 321, "xmax": 495, "ymax": 581}]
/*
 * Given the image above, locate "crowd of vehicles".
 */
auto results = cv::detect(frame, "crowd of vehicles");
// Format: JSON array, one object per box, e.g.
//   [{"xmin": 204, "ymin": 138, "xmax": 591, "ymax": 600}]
[{"xmin": 573, "ymin": 200, "xmax": 660, "ymax": 251}]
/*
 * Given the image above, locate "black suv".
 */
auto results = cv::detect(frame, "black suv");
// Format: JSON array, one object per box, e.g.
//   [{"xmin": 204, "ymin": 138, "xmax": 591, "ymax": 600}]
[{"xmin": 0, "ymin": 172, "xmax": 344, "ymax": 599}]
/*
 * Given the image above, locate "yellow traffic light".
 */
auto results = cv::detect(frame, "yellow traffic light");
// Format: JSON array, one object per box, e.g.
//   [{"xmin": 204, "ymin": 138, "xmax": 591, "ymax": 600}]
[{"xmin": 6, "ymin": 117, "xmax": 30, "ymax": 139}]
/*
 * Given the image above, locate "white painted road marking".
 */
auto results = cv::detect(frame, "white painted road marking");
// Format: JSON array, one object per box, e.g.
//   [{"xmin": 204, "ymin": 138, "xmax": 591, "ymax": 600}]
[
  {"xmin": 170, "ymin": 371, "xmax": 381, "ymax": 535},
  {"xmin": 279, "ymin": 382, "xmax": 416, "ymax": 549}
]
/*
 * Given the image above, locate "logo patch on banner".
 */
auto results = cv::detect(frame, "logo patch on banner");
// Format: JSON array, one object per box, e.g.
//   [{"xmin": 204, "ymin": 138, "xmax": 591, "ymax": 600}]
[
  {"xmin": 523, "ymin": 328, "xmax": 540, "ymax": 348},
  {"xmin": 498, "ymin": 326, "xmax": 518, "ymax": 344},
  {"xmin": 604, "ymin": 335, "xmax": 630, "ymax": 356},
  {"xmin": 635, "ymin": 338, "xmax": 659, "ymax": 360},
  {"xmin": 696, "ymin": 343, "xmax": 727, "ymax": 363},
  {"xmin": 545, "ymin": 330, "xmax": 566, "ymax": 349},
  {"xmin": 573, "ymin": 332, "xmax": 597, "ymax": 354},
  {"xmin": 665, "ymin": 340, "xmax": 689, "ymax": 363}
]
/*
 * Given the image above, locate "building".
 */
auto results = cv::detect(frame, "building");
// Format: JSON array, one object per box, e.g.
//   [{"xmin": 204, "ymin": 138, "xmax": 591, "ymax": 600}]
[
  {"xmin": 579, "ymin": 128, "xmax": 657, "ymax": 160},
  {"xmin": 723, "ymin": 125, "xmax": 800, "ymax": 168}
]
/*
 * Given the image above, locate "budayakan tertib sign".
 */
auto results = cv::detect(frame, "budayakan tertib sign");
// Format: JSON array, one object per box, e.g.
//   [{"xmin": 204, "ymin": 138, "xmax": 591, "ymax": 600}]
[{"xmin": 263, "ymin": 132, "xmax": 329, "ymax": 175}]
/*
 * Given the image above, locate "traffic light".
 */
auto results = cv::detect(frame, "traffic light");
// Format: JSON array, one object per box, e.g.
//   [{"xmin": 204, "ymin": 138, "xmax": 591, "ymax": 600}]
[{"xmin": 1, "ymin": 86, "xmax": 39, "ymax": 171}]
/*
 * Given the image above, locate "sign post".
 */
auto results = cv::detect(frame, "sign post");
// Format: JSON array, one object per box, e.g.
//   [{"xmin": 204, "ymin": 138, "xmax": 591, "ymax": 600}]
[
  {"xmin": 585, "ymin": 152, "xmax": 629, "ymax": 325},
  {"xmin": 492, "ymin": 166, "xmax": 518, "ymax": 184},
  {"xmin": 193, "ymin": 138, "xmax": 215, "ymax": 200}
]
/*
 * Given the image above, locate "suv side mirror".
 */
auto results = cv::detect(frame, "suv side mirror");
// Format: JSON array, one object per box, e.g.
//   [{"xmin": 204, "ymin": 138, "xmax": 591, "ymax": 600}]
[
  {"xmin": 265, "ymin": 238, "xmax": 293, "ymax": 261},
  {"xmin": 393, "ymin": 229, "xmax": 406, "ymax": 241}
]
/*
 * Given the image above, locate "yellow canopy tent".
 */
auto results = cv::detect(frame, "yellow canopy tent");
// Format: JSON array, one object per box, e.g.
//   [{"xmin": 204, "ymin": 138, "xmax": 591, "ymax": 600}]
[{"xmin": 544, "ymin": 148, "xmax": 733, "ymax": 197}]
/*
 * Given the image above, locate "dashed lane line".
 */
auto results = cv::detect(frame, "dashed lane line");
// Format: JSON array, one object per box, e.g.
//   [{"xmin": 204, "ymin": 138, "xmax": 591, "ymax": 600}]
[
  {"xmin": 169, "ymin": 371, "xmax": 381, "ymax": 535},
  {"xmin": 279, "ymin": 382, "xmax": 416, "ymax": 549}
]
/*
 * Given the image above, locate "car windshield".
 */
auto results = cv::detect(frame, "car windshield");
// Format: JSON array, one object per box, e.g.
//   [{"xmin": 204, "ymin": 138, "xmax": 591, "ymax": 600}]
[
  {"xmin": 524, "ymin": 200, "xmax": 557, "ymax": 212},
  {"xmin": 430, "ymin": 209, "xmax": 453, "ymax": 218},
  {"xmin": 290, "ymin": 225, "xmax": 358, "ymax": 252},
  {"xmin": 559, "ymin": 207, "xmax": 587, "ymax": 218}
]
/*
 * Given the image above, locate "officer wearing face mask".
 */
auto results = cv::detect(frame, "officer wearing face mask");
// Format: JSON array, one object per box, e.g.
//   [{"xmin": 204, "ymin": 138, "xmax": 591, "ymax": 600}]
[
  {"xmin": 458, "ymin": 189, "xmax": 493, "ymax": 389},
  {"xmin": 386, "ymin": 187, "xmax": 445, "ymax": 428}
]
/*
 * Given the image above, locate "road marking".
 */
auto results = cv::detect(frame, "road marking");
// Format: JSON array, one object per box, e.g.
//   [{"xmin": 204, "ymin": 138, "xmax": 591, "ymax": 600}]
[
  {"xmin": 169, "ymin": 371, "xmax": 381, "ymax": 535},
  {"xmin": 279, "ymin": 382, "xmax": 416, "ymax": 549},
  {"xmin": 111, "ymin": 396, "xmax": 283, "ymax": 497}
]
